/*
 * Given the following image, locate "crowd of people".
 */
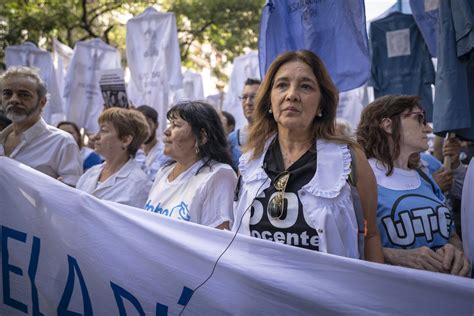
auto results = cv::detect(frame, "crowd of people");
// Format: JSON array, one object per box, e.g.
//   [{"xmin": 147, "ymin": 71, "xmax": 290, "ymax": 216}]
[{"xmin": 0, "ymin": 49, "xmax": 472, "ymax": 278}]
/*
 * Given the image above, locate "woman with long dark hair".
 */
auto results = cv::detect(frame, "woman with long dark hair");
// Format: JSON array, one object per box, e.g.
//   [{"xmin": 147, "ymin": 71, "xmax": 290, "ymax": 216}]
[{"xmin": 144, "ymin": 101, "xmax": 237, "ymax": 229}]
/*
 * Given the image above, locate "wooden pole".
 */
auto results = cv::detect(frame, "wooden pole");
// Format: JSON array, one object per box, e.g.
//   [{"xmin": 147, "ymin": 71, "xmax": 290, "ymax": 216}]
[{"xmin": 443, "ymin": 133, "xmax": 456, "ymax": 171}]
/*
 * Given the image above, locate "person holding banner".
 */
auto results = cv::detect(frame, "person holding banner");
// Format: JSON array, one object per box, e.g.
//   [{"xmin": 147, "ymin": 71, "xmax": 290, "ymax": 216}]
[
  {"xmin": 76, "ymin": 107, "xmax": 151, "ymax": 208},
  {"xmin": 357, "ymin": 95, "xmax": 470, "ymax": 276},
  {"xmin": 0, "ymin": 66, "xmax": 82, "ymax": 186},
  {"xmin": 232, "ymin": 50, "xmax": 384, "ymax": 262},
  {"xmin": 144, "ymin": 101, "xmax": 236, "ymax": 229}
]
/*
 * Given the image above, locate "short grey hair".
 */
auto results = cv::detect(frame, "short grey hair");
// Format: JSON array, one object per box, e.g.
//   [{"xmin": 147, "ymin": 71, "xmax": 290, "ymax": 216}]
[{"xmin": 0, "ymin": 66, "xmax": 48, "ymax": 100}]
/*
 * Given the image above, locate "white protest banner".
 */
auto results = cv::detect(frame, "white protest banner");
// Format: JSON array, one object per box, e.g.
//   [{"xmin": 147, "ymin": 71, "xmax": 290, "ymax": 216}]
[
  {"xmin": 1, "ymin": 157, "xmax": 473, "ymax": 315},
  {"xmin": 222, "ymin": 51, "xmax": 260, "ymax": 130},
  {"xmin": 171, "ymin": 69, "xmax": 204, "ymax": 104},
  {"xmin": 64, "ymin": 38, "xmax": 121, "ymax": 133},
  {"xmin": 52, "ymin": 39, "xmax": 74, "ymax": 105},
  {"xmin": 126, "ymin": 7, "xmax": 183, "ymax": 134}
]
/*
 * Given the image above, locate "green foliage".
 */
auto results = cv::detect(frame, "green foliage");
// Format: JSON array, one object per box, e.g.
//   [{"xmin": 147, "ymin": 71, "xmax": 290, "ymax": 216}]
[
  {"xmin": 164, "ymin": 0, "xmax": 263, "ymax": 61},
  {"xmin": 0, "ymin": 0, "xmax": 265, "ymax": 85}
]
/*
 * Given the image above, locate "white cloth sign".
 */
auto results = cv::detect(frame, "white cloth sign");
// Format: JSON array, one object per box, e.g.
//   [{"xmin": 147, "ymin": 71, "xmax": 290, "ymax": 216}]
[
  {"xmin": 205, "ymin": 92, "xmax": 225, "ymax": 109},
  {"xmin": 6, "ymin": 42, "xmax": 64, "ymax": 125},
  {"xmin": 1, "ymin": 157, "xmax": 473, "ymax": 315},
  {"xmin": 171, "ymin": 69, "xmax": 204, "ymax": 103},
  {"xmin": 222, "ymin": 51, "xmax": 260, "ymax": 129},
  {"xmin": 52, "ymin": 39, "xmax": 74, "ymax": 105},
  {"xmin": 336, "ymin": 84, "xmax": 370, "ymax": 129},
  {"xmin": 126, "ymin": 7, "xmax": 183, "ymax": 134},
  {"xmin": 64, "ymin": 38, "xmax": 121, "ymax": 133}
]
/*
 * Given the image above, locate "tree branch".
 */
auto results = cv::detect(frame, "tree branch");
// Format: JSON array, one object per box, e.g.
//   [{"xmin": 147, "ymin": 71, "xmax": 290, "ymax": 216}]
[
  {"xmin": 80, "ymin": 0, "xmax": 99, "ymax": 38},
  {"xmin": 89, "ymin": 3, "xmax": 124, "ymax": 25},
  {"xmin": 103, "ymin": 25, "xmax": 115, "ymax": 44},
  {"xmin": 181, "ymin": 20, "xmax": 214, "ymax": 60}
]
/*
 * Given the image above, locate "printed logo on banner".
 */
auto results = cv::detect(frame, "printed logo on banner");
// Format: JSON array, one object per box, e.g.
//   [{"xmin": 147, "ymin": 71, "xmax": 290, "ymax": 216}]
[
  {"xmin": 144, "ymin": 28, "xmax": 159, "ymax": 58},
  {"xmin": 386, "ymin": 29, "xmax": 411, "ymax": 58}
]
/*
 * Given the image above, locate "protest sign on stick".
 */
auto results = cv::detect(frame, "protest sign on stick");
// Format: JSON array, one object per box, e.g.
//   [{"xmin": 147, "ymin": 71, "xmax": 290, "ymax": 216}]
[{"xmin": 99, "ymin": 69, "xmax": 129, "ymax": 109}]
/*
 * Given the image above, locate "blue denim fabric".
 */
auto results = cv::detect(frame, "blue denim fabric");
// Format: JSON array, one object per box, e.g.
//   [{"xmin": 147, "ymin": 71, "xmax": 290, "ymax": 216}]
[
  {"xmin": 409, "ymin": 0, "xmax": 439, "ymax": 57},
  {"xmin": 433, "ymin": 0, "xmax": 474, "ymax": 140},
  {"xmin": 451, "ymin": 0, "xmax": 474, "ymax": 58},
  {"xmin": 370, "ymin": 12, "xmax": 435, "ymax": 120},
  {"xmin": 259, "ymin": 0, "xmax": 370, "ymax": 92}
]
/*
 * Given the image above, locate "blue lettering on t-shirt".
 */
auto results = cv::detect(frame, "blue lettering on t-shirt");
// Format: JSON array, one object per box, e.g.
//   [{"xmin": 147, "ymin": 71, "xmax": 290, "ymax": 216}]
[
  {"xmin": 145, "ymin": 200, "xmax": 190, "ymax": 221},
  {"xmin": 144, "ymin": 200, "xmax": 171, "ymax": 216},
  {"xmin": 154, "ymin": 203, "xmax": 169, "ymax": 216},
  {"xmin": 144, "ymin": 200, "xmax": 154, "ymax": 212}
]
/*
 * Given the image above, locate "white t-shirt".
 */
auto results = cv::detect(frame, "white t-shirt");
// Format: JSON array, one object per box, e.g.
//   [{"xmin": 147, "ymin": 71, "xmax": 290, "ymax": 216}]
[
  {"xmin": 76, "ymin": 158, "xmax": 151, "ymax": 208},
  {"xmin": 144, "ymin": 160, "xmax": 237, "ymax": 227}
]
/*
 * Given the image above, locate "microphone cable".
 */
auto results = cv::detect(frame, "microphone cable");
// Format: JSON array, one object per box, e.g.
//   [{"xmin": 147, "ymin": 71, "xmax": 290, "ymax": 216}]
[{"xmin": 178, "ymin": 178, "xmax": 269, "ymax": 315}]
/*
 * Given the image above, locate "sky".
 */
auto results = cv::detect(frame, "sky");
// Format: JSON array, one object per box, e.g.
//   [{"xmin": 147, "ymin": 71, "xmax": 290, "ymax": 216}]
[{"xmin": 365, "ymin": 0, "xmax": 400, "ymax": 21}]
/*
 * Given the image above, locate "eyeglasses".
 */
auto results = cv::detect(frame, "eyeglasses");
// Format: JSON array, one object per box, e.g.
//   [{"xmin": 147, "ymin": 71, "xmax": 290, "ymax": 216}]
[
  {"xmin": 238, "ymin": 94, "xmax": 256, "ymax": 102},
  {"xmin": 267, "ymin": 171, "xmax": 290, "ymax": 220},
  {"xmin": 401, "ymin": 111, "xmax": 427, "ymax": 125}
]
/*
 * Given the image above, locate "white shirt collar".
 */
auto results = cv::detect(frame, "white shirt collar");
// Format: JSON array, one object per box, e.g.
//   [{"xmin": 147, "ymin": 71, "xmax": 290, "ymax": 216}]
[{"xmin": 368, "ymin": 158, "xmax": 421, "ymax": 190}]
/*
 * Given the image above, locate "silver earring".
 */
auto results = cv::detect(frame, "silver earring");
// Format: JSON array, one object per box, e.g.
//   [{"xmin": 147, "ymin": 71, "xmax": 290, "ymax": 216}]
[
  {"xmin": 317, "ymin": 112, "xmax": 322, "ymax": 117},
  {"xmin": 194, "ymin": 140, "xmax": 199, "ymax": 154},
  {"xmin": 269, "ymin": 108, "xmax": 273, "ymax": 114}
]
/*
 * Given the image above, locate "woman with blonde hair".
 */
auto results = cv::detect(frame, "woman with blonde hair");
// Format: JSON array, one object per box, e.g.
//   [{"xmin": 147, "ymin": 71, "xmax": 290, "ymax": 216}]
[
  {"xmin": 233, "ymin": 50, "xmax": 383, "ymax": 262},
  {"xmin": 76, "ymin": 107, "xmax": 151, "ymax": 207}
]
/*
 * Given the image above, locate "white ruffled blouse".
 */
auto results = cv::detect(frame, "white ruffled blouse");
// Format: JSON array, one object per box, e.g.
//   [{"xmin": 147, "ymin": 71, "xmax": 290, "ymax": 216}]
[{"xmin": 232, "ymin": 135, "xmax": 360, "ymax": 259}]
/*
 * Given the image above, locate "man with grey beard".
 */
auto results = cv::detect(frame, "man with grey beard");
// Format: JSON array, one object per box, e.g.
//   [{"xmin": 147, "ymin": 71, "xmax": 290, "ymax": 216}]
[{"xmin": 0, "ymin": 66, "xmax": 82, "ymax": 186}]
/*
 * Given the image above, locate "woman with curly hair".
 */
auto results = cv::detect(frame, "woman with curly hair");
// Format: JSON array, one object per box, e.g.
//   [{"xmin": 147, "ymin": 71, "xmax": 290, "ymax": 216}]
[{"xmin": 357, "ymin": 95, "xmax": 470, "ymax": 276}]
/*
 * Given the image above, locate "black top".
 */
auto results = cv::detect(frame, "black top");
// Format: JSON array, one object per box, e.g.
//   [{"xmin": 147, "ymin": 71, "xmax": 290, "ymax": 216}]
[{"xmin": 249, "ymin": 138, "xmax": 319, "ymax": 251}]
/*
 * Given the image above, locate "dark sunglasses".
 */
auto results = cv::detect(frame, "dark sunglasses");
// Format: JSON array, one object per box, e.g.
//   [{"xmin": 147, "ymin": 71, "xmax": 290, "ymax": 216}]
[
  {"xmin": 401, "ymin": 111, "xmax": 427, "ymax": 125},
  {"xmin": 267, "ymin": 171, "xmax": 290, "ymax": 220}
]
